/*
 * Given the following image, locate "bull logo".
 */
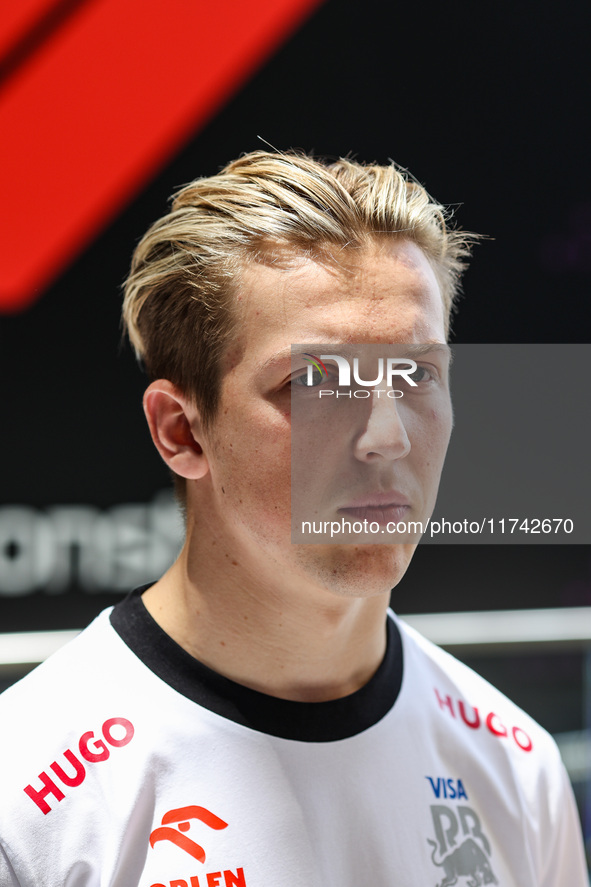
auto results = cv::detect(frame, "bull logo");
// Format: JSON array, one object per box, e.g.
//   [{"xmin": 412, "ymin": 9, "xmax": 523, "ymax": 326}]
[
  {"xmin": 427, "ymin": 805, "xmax": 498, "ymax": 887},
  {"xmin": 149, "ymin": 805, "xmax": 228, "ymax": 863}
]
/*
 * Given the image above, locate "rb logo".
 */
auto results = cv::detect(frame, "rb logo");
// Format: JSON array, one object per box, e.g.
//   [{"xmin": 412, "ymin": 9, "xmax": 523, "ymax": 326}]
[{"xmin": 427, "ymin": 804, "xmax": 498, "ymax": 887}]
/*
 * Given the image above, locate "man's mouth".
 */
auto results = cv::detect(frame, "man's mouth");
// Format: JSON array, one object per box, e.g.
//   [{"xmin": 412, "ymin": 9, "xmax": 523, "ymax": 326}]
[{"xmin": 338, "ymin": 492, "xmax": 411, "ymax": 526}]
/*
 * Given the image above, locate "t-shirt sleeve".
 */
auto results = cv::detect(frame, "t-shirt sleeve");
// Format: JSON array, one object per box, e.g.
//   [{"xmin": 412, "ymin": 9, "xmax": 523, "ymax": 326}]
[
  {"xmin": 540, "ymin": 761, "xmax": 588, "ymax": 887},
  {"xmin": 0, "ymin": 842, "xmax": 22, "ymax": 887}
]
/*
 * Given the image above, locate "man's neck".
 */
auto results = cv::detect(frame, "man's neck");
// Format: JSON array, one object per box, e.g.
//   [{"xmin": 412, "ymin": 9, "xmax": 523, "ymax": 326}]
[{"xmin": 141, "ymin": 538, "xmax": 390, "ymax": 703}]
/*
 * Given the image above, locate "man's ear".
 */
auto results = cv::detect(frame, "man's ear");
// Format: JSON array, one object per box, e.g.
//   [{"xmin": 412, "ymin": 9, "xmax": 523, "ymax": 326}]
[{"xmin": 143, "ymin": 380, "xmax": 209, "ymax": 480}]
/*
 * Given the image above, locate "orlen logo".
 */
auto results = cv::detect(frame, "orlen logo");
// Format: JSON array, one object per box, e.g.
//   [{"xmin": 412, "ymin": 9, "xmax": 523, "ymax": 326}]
[
  {"xmin": 150, "ymin": 806, "xmax": 229, "ymax": 863},
  {"xmin": 24, "ymin": 717, "xmax": 134, "ymax": 814},
  {"xmin": 149, "ymin": 805, "xmax": 246, "ymax": 887}
]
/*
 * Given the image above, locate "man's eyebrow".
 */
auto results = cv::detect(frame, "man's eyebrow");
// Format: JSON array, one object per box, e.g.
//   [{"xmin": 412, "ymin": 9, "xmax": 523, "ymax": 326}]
[
  {"xmin": 398, "ymin": 343, "xmax": 453, "ymax": 363},
  {"xmin": 258, "ymin": 347, "xmax": 303, "ymax": 372},
  {"xmin": 260, "ymin": 343, "xmax": 452, "ymax": 371},
  {"xmin": 259, "ymin": 345, "xmax": 345, "ymax": 371},
  {"xmin": 303, "ymin": 343, "xmax": 452, "ymax": 361}
]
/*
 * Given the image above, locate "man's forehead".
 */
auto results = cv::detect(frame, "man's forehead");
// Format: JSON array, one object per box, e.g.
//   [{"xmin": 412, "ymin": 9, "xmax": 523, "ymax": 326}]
[
  {"xmin": 237, "ymin": 240, "xmax": 440, "ymax": 310},
  {"xmin": 224, "ymin": 239, "xmax": 445, "ymax": 370}
]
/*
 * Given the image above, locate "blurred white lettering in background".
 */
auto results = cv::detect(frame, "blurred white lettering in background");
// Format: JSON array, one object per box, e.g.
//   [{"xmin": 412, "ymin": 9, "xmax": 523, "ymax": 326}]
[{"xmin": 0, "ymin": 492, "xmax": 182, "ymax": 595}]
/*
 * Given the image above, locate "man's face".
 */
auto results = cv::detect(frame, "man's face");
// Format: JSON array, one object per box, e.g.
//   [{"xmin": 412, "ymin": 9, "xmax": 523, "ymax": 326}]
[
  {"xmin": 196, "ymin": 239, "xmax": 452, "ymax": 599},
  {"xmin": 289, "ymin": 340, "xmax": 452, "ymax": 546}
]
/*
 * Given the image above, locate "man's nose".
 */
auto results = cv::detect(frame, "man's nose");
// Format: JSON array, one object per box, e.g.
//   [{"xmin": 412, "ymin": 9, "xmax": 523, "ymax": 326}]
[{"xmin": 353, "ymin": 389, "xmax": 411, "ymax": 462}]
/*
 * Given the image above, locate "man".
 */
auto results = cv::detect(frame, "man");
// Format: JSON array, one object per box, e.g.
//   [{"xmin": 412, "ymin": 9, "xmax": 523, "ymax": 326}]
[{"xmin": 0, "ymin": 151, "xmax": 586, "ymax": 886}]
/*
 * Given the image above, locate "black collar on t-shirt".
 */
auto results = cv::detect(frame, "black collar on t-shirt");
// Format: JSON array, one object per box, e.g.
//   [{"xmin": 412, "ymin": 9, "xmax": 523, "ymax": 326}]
[{"xmin": 110, "ymin": 585, "xmax": 403, "ymax": 743}]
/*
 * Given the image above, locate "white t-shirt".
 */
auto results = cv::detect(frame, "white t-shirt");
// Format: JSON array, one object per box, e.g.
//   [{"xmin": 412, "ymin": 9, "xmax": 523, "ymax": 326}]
[{"xmin": 0, "ymin": 588, "xmax": 587, "ymax": 887}]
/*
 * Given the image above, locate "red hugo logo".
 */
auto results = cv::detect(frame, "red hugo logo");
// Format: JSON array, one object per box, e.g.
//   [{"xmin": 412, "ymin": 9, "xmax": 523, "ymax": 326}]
[
  {"xmin": 434, "ymin": 689, "xmax": 533, "ymax": 752},
  {"xmin": 149, "ymin": 805, "xmax": 246, "ymax": 887},
  {"xmin": 23, "ymin": 717, "xmax": 134, "ymax": 814}
]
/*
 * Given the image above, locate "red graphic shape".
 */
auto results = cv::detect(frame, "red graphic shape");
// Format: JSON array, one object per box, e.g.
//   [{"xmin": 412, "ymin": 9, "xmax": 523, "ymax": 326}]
[
  {"xmin": 0, "ymin": 0, "xmax": 68, "ymax": 63},
  {"xmin": 149, "ymin": 805, "xmax": 229, "ymax": 864},
  {"xmin": 149, "ymin": 827, "xmax": 208, "ymax": 863},
  {"xmin": 0, "ymin": 0, "xmax": 324, "ymax": 313},
  {"xmin": 161, "ymin": 805, "xmax": 228, "ymax": 831}
]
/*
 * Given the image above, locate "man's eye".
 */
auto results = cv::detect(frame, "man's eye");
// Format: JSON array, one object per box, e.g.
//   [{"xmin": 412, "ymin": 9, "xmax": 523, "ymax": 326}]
[
  {"xmin": 408, "ymin": 365, "xmax": 434, "ymax": 384},
  {"xmin": 292, "ymin": 368, "xmax": 325, "ymax": 388}
]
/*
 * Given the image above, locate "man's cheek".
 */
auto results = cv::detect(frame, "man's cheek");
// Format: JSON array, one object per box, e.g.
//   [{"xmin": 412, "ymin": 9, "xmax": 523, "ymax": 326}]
[
  {"xmin": 420, "ymin": 407, "xmax": 452, "ymax": 453},
  {"xmin": 238, "ymin": 455, "xmax": 291, "ymax": 507}
]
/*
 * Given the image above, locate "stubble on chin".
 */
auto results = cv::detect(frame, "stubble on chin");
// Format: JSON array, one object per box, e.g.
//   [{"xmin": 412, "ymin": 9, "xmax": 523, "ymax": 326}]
[{"xmin": 292, "ymin": 542, "xmax": 416, "ymax": 599}]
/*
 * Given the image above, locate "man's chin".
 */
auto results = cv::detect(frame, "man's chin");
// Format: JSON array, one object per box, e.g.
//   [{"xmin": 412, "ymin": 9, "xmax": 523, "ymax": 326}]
[{"xmin": 293, "ymin": 540, "xmax": 417, "ymax": 598}]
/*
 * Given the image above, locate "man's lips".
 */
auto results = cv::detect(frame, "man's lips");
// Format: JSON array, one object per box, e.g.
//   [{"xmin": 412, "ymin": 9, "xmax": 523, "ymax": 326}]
[
  {"xmin": 340, "ymin": 491, "xmax": 411, "ymax": 508},
  {"xmin": 338, "ymin": 492, "xmax": 411, "ymax": 526}
]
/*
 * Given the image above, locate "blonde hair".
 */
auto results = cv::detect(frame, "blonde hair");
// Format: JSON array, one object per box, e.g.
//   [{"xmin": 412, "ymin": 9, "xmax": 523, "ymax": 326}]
[{"xmin": 123, "ymin": 150, "xmax": 477, "ymax": 426}]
